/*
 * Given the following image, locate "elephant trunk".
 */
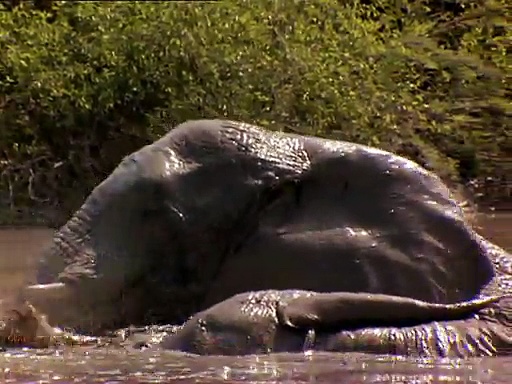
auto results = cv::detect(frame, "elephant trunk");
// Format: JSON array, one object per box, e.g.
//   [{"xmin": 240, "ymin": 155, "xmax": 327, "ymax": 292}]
[{"xmin": 36, "ymin": 205, "xmax": 97, "ymax": 285}]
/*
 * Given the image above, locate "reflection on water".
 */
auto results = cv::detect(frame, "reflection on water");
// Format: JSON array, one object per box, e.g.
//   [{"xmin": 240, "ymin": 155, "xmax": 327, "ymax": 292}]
[
  {"xmin": 0, "ymin": 349, "xmax": 510, "ymax": 383},
  {"xmin": 0, "ymin": 213, "xmax": 510, "ymax": 383}
]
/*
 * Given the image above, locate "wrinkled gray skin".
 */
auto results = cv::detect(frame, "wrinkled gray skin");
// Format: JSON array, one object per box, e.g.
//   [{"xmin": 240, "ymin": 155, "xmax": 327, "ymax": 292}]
[
  {"xmin": 22, "ymin": 119, "xmax": 512, "ymax": 357},
  {"xmin": 161, "ymin": 290, "xmax": 512, "ymax": 357}
]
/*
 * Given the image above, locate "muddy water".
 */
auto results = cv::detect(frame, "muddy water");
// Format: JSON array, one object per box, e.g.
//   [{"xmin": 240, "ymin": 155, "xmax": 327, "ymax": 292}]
[{"xmin": 0, "ymin": 213, "xmax": 510, "ymax": 383}]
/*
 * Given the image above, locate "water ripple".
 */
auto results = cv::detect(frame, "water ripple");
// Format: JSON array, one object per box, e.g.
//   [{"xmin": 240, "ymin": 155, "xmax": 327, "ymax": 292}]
[{"xmin": 0, "ymin": 347, "xmax": 511, "ymax": 383}]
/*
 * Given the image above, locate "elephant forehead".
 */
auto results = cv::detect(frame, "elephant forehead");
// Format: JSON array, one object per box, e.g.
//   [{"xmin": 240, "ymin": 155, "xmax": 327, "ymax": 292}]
[{"xmin": 220, "ymin": 120, "xmax": 311, "ymax": 174}]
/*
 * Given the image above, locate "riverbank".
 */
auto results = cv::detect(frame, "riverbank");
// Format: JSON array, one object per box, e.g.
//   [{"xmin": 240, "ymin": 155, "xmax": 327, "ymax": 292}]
[{"xmin": 1, "ymin": 1, "xmax": 509, "ymax": 225}]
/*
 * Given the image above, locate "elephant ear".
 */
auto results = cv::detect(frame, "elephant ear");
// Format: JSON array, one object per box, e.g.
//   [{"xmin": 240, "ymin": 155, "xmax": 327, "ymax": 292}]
[{"xmin": 276, "ymin": 292, "xmax": 503, "ymax": 330}]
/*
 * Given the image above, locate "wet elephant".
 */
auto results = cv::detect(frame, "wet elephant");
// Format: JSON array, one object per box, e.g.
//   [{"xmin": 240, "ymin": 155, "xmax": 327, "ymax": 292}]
[
  {"xmin": 20, "ymin": 119, "xmax": 512, "ymax": 356},
  {"xmin": 161, "ymin": 290, "xmax": 512, "ymax": 357}
]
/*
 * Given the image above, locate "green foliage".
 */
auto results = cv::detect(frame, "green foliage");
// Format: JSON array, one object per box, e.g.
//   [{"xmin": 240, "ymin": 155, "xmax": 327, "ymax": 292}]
[{"xmin": 0, "ymin": 0, "xmax": 510, "ymax": 224}]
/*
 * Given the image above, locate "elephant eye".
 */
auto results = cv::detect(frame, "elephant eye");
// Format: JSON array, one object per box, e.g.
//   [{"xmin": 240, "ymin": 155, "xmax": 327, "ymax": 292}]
[{"xmin": 262, "ymin": 179, "xmax": 303, "ymax": 210}]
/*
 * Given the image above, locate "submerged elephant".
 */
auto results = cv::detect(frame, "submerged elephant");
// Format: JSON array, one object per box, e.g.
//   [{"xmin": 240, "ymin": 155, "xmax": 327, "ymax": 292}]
[
  {"xmin": 161, "ymin": 290, "xmax": 511, "ymax": 357},
  {"xmin": 20, "ymin": 119, "xmax": 512, "ymax": 357}
]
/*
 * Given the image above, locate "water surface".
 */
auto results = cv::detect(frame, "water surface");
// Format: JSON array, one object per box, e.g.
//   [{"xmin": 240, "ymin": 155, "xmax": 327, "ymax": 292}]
[
  {"xmin": 0, "ymin": 213, "xmax": 510, "ymax": 383},
  {"xmin": 1, "ymin": 349, "xmax": 510, "ymax": 383}
]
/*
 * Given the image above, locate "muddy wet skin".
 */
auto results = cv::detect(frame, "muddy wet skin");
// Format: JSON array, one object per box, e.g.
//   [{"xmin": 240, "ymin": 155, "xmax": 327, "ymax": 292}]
[{"xmin": 5, "ymin": 119, "xmax": 512, "ymax": 358}]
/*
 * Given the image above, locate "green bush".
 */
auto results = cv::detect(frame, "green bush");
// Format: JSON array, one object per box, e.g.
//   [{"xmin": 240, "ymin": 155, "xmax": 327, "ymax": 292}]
[{"xmin": 0, "ymin": 0, "xmax": 510, "ymax": 225}]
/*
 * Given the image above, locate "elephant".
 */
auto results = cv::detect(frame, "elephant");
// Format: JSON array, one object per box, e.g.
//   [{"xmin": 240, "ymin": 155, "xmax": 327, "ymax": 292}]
[
  {"xmin": 160, "ymin": 290, "xmax": 512, "ymax": 357},
  {"xmin": 19, "ymin": 119, "xmax": 512, "ymax": 357}
]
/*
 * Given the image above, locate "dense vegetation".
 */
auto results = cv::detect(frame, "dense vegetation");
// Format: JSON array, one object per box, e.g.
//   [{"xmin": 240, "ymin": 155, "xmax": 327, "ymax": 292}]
[{"xmin": 0, "ymin": 0, "xmax": 510, "ymax": 226}]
